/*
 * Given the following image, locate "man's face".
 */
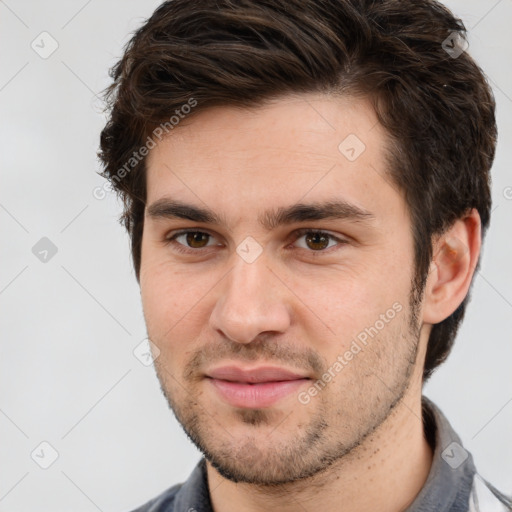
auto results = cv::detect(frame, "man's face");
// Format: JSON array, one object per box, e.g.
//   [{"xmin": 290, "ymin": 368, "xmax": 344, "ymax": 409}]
[{"xmin": 140, "ymin": 93, "xmax": 424, "ymax": 485}]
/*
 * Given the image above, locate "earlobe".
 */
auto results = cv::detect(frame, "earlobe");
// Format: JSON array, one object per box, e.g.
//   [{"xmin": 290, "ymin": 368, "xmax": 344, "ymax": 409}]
[{"xmin": 422, "ymin": 209, "xmax": 481, "ymax": 325}]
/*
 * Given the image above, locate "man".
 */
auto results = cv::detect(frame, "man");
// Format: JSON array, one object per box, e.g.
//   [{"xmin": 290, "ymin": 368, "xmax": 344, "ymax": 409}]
[{"xmin": 98, "ymin": 0, "xmax": 511, "ymax": 510}]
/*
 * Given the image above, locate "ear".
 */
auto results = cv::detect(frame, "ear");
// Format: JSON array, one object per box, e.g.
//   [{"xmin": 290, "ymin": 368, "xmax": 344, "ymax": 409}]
[{"xmin": 422, "ymin": 208, "xmax": 482, "ymax": 325}]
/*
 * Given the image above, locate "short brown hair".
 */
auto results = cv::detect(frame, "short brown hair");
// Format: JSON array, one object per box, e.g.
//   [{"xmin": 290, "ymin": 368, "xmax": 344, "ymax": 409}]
[{"xmin": 98, "ymin": 0, "xmax": 497, "ymax": 382}]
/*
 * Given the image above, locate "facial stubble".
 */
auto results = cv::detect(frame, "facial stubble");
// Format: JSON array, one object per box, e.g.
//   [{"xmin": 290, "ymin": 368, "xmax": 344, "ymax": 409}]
[{"xmin": 150, "ymin": 292, "xmax": 422, "ymax": 486}]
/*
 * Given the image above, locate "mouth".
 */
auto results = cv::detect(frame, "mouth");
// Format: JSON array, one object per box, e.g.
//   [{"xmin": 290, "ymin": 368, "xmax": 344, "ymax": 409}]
[{"xmin": 205, "ymin": 365, "xmax": 312, "ymax": 408}]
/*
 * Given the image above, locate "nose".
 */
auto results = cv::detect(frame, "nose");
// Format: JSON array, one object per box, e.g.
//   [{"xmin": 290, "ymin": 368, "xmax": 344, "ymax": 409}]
[{"xmin": 208, "ymin": 254, "xmax": 291, "ymax": 344}]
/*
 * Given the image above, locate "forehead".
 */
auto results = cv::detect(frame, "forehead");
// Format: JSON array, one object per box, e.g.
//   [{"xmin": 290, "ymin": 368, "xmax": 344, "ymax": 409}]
[{"xmin": 144, "ymin": 93, "xmax": 405, "ymax": 230}]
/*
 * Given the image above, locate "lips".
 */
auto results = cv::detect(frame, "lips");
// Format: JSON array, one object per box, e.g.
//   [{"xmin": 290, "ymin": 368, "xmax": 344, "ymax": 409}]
[
  {"xmin": 206, "ymin": 365, "xmax": 309, "ymax": 383},
  {"xmin": 205, "ymin": 365, "xmax": 311, "ymax": 408}
]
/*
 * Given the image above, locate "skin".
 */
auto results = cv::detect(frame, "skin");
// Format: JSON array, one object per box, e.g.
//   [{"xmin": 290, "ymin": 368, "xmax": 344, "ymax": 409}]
[{"xmin": 139, "ymin": 93, "xmax": 481, "ymax": 512}]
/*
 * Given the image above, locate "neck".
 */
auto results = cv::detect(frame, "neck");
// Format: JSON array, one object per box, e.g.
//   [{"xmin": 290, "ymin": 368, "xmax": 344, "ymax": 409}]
[{"xmin": 206, "ymin": 377, "xmax": 433, "ymax": 512}]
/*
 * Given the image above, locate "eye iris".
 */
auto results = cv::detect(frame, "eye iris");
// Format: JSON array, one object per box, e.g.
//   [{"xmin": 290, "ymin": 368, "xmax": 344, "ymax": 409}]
[
  {"xmin": 186, "ymin": 232, "xmax": 209, "ymax": 248},
  {"xmin": 305, "ymin": 232, "xmax": 329, "ymax": 250}
]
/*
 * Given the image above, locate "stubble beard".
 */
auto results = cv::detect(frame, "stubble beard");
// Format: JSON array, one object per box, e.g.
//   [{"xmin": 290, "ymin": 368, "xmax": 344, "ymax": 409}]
[{"xmin": 151, "ymin": 292, "xmax": 422, "ymax": 486}]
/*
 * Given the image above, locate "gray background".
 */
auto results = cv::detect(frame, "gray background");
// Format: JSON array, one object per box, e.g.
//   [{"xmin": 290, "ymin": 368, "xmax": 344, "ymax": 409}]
[{"xmin": 0, "ymin": 1, "xmax": 511, "ymax": 510}]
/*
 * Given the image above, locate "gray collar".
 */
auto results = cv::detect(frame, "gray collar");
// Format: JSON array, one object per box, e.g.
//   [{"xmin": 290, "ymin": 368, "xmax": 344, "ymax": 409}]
[{"xmin": 405, "ymin": 395, "xmax": 476, "ymax": 511}]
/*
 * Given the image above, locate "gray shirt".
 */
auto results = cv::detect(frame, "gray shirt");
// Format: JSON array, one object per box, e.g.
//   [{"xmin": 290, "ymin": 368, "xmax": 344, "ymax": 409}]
[{"xmin": 130, "ymin": 396, "xmax": 511, "ymax": 511}]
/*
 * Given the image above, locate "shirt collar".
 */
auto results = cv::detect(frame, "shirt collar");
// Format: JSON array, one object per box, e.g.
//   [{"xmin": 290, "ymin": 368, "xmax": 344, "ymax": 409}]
[{"xmin": 405, "ymin": 395, "xmax": 476, "ymax": 511}]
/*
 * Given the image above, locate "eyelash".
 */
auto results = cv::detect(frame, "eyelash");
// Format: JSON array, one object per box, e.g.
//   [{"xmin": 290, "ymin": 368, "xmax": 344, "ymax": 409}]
[{"xmin": 165, "ymin": 228, "xmax": 348, "ymax": 256}]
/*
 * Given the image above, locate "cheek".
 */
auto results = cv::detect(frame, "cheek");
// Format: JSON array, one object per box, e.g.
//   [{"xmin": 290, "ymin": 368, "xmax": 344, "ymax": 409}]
[
  {"xmin": 280, "ymin": 267, "xmax": 372, "ymax": 346},
  {"xmin": 140, "ymin": 259, "xmax": 215, "ymax": 347},
  {"xmin": 140, "ymin": 261, "xmax": 184, "ymax": 335},
  {"xmin": 297, "ymin": 261, "xmax": 409, "ymax": 345}
]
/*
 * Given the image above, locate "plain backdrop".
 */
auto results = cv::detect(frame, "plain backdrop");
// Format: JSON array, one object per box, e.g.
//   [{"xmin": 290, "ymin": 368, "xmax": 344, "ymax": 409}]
[{"xmin": 0, "ymin": 1, "xmax": 511, "ymax": 511}]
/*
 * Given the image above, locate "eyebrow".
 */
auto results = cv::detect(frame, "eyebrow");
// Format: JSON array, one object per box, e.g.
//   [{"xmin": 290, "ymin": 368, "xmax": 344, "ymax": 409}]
[{"xmin": 146, "ymin": 198, "xmax": 375, "ymax": 231}]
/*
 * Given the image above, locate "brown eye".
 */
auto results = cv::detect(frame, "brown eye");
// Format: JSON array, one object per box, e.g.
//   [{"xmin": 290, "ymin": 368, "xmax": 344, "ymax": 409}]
[
  {"xmin": 293, "ymin": 229, "xmax": 347, "ymax": 253},
  {"xmin": 185, "ymin": 231, "xmax": 210, "ymax": 248},
  {"xmin": 304, "ymin": 231, "xmax": 330, "ymax": 250},
  {"xmin": 167, "ymin": 230, "xmax": 218, "ymax": 254}
]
